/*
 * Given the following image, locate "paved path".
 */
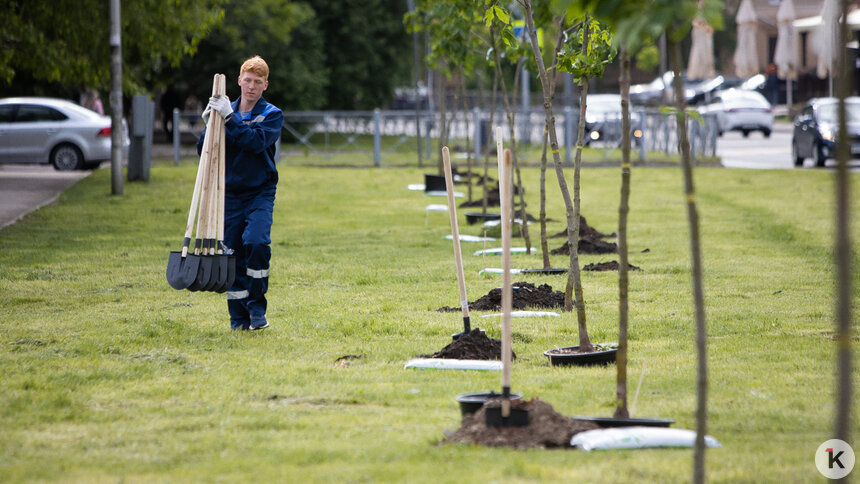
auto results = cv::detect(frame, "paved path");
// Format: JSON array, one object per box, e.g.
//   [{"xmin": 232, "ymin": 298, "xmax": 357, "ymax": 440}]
[{"xmin": 0, "ymin": 165, "xmax": 90, "ymax": 230}]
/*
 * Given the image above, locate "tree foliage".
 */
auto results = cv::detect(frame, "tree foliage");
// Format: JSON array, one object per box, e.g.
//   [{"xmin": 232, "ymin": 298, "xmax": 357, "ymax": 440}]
[
  {"xmin": 176, "ymin": 0, "xmax": 327, "ymax": 111},
  {"xmin": 308, "ymin": 0, "xmax": 411, "ymax": 110},
  {"xmin": 556, "ymin": 17, "xmax": 616, "ymax": 85},
  {"xmin": 0, "ymin": 0, "xmax": 223, "ymax": 95}
]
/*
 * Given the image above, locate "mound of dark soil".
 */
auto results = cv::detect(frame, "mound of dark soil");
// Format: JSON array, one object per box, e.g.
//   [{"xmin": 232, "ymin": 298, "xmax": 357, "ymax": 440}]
[
  {"xmin": 422, "ymin": 329, "xmax": 514, "ymax": 360},
  {"xmin": 550, "ymin": 216, "xmax": 616, "ymax": 239},
  {"xmin": 551, "ymin": 236, "xmax": 618, "ymax": 255},
  {"xmin": 583, "ymin": 261, "xmax": 641, "ymax": 271},
  {"xmin": 442, "ymin": 398, "xmax": 599, "ymax": 449},
  {"xmin": 437, "ymin": 282, "xmax": 565, "ymax": 312}
]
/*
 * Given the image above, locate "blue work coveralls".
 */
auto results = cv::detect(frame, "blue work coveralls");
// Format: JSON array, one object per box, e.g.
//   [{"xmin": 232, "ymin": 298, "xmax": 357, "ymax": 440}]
[{"xmin": 197, "ymin": 96, "xmax": 283, "ymax": 329}]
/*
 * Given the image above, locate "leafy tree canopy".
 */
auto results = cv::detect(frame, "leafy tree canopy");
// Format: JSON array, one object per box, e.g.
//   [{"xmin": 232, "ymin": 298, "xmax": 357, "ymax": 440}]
[
  {"xmin": 175, "ymin": 0, "xmax": 327, "ymax": 111},
  {"xmin": 0, "ymin": 0, "xmax": 223, "ymax": 96}
]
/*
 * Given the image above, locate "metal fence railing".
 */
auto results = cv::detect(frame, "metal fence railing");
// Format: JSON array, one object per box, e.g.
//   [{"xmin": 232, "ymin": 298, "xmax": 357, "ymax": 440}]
[{"xmin": 173, "ymin": 107, "xmax": 719, "ymax": 167}]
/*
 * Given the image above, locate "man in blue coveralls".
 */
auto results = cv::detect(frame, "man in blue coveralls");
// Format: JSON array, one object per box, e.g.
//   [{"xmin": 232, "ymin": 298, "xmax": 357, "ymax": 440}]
[{"xmin": 198, "ymin": 56, "xmax": 283, "ymax": 331}]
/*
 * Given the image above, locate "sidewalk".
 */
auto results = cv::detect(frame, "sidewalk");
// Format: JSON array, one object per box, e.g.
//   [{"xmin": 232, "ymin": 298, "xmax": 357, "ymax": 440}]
[{"xmin": 0, "ymin": 165, "xmax": 89, "ymax": 230}]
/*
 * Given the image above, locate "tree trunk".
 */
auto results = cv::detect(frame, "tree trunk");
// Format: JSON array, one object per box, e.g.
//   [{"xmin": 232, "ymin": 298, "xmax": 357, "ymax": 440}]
[
  {"xmin": 538, "ymin": 20, "xmax": 566, "ymax": 272},
  {"xmin": 614, "ymin": 48, "xmax": 631, "ymax": 419},
  {"xmin": 670, "ymin": 38, "xmax": 708, "ymax": 484},
  {"xmin": 523, "ymin": 2, "xmax": 592, "ymax": 352},
  {"xmin": 539, "ymin": 126, "xmax": 551, "ymax": 270},
  {"xmin": 834, "ymin": 0, "xmax": 853, "ymax": 466},
  {"xmin": 568, "ymin": 19, "xmax": 590, "ymax": 349}
]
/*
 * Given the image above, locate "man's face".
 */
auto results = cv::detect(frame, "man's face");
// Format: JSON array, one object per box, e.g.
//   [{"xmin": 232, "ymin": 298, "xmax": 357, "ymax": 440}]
[{"xmin": 238, "ymin": 71, "xmax": 268, "ymax": 105}]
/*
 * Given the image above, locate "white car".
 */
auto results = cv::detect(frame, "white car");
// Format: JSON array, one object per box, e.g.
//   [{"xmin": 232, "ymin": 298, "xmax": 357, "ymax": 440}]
[
  {"xmin": 0, "ymin": 97, "xmax": 128, "ymax": 170},
  {"xmin": 698, "ymin": 89, "xmax": 774, "ymax": 138}
]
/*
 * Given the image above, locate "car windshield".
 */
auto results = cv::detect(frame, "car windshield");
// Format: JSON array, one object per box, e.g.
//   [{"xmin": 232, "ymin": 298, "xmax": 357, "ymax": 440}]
[
  {"xmin": 817, "ymin": 102, "xmax": 860, "ymax": 124},
  {"xmin": 587, "ymin": 97, "xmax": 621, "ymax": 114}
]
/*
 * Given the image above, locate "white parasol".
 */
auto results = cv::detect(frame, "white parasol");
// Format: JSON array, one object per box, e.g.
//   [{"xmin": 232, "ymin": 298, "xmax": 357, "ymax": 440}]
[
  {"xmin": 687, "ymin": 17, "xmax": 715, "ymax": 81},
  {"xmin": 774, "ymin": 0, "xmax": 798, "ymax": 80},
  {"xmin": 773, "ymin": 0, "xmax": 798, "ymax": 108},
  {"xmin": 814, "ymin": 0, "xmax": 840, "ymax": 96},
  {"xmin": 733, "ymin": 0, "xmax": 760, "ymax": 78}
]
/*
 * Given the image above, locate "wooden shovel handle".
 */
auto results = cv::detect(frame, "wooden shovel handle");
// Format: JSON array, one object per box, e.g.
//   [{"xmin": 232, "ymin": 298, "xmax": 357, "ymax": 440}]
[
  {"xmin": 442, "ymin": 147, "xmax": 469, "ymax": 321},
  {"xmin": 197, "ymin": 74, "xmax": 226, "ymax": 255},
  {"xmin": 499, "ymin": 139, "xmax": 513, "ymax": 397},
  {"xmin": 189, "ymin": 74, "xmax": 223, "ymax": 255}
]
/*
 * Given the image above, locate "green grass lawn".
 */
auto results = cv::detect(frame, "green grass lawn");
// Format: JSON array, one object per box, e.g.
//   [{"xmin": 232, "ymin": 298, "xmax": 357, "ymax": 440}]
[{"xmin": 0, "ymin": 155, "xmax": 857, "ymax": 483}]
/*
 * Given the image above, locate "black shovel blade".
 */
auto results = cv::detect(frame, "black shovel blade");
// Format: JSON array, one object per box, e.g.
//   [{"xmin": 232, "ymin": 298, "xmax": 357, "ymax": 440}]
[
  {"xmin": 166, "ymin": 251, "xmax": 200, "ymax": 290},
  {"xmin": 188, "ymin": 255, "xmax": 213, "ymax": 291},
  {"xmin": 208, "ymin": 255, "xmax": 229, "ymax": 293},
  {"xmin": 224, "ymin": 255, "xmax": 237, "ymax": 290},
  {"xmin": 485, "ymin": 406, "xmax": 530, "ymax": 427},
  {"xmin": 202, "ymin": 255, "xmax": 222, "ymax": 292},
  {"xmin": 212, "ymin": 254, "xmax": 236, "ymax": 294}
]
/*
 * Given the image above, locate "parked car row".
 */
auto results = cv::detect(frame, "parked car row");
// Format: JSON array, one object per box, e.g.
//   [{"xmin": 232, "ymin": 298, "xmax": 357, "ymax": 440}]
[{"xmin": 0, "ymin": 97, "xmax": 128, "ymax": 171}]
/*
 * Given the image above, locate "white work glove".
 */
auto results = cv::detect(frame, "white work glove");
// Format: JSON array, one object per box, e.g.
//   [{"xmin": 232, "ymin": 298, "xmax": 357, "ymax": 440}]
[
  {"xmin": 201, "ymin": 104, "xmax": 212, "ymax": 124},
  {"xmin": 208, "ymin": 95, "xmax": 233, "ymax": 120}
]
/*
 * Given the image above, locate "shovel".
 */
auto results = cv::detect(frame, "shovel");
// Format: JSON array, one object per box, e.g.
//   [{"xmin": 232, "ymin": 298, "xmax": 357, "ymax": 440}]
[
  {"xmin": 188, "ymin": 136, "xmax": 216, "ymax": 292},
  {"xmin": 165, "ymin": 135, "xmax": 207, "ymax": 290},
  {"xmin": 485, "ymin": 141, "xmax": 529, "ymax": 428},
  {"xmin": 201, "ymin": 142, "xmax": 222, "ymax": 292},
  {"xmin": 442, "ymin": 147, "xmax": 477, "ymax": 340},
  {"xmin": 213, "ymin": 113, "xmax": 236, "ymax": 293},
  {"xmin": 189, "ymin": 74, "xmax": 225, "ymax": 291}
]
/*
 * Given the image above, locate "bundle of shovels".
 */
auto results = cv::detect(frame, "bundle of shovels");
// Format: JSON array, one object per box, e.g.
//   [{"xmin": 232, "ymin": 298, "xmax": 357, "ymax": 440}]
[{"xmin": 166, "ymin": 74, "xmax": 235, "ymax": 292}]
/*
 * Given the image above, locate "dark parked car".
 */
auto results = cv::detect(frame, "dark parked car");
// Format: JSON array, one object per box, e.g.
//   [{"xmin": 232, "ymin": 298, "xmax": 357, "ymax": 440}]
[
  {"xmin": 792, "ymin": 97, "xmax": 860, "ymax": 167},
  {"xmin": 0, "ymin": 97, "xmax": 127, "ymax": 170},
  {"xmin": 583, "ymin": 94, "xmax": 642, "ymax": 147}
]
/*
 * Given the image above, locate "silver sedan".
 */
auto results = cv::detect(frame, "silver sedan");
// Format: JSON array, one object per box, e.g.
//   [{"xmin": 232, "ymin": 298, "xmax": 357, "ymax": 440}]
[{"xmin": 0, "ymin": 97, "xmax": 127, "ymax": 170}]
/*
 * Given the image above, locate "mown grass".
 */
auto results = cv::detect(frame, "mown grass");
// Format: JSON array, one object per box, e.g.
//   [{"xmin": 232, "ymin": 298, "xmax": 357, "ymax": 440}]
[{"xmin": 0, "ymin": 154, "xmax": 857, "ymax": 483}]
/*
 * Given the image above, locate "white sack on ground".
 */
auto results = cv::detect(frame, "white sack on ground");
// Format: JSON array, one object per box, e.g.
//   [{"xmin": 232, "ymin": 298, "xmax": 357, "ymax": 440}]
[{"xmin": 570, "ymin": 427, "xmax": 722, "ymax": 451}]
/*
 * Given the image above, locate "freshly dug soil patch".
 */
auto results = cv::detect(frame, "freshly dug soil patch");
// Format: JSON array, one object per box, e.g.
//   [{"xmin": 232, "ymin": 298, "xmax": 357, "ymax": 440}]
[
  {"xmin": 437, "ymin": 282, "xmax": 565, "ymax": 312},
  {"xmin": 422, "ymin": 329, "xmax": 514, "ymax": 360},
  {"xmin": 551, "ymin": 236, "xmax": 618, "ymax": 255},
  {"xmin": 583, "ymin": 261, "xmax": 641, "ymax": 271},
  {"xmin": 551, "ymin": 215, "xmax": 616, "ymax": 239},
  {"xmin": 443, "ymin": 398, "xmax": 599, "ymax": 449}
]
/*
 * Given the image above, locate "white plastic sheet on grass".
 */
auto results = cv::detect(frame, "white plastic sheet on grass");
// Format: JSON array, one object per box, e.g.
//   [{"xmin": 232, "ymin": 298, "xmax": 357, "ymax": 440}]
[
  {"xmin": 425, "ymin": 204, "xmax": 448, "ymax": 212},
  {"xmin": 479, "ymin": 268, "xmax": 523, "ymax": 275},
  {"xmin": 408, "ymin": 184, "xmax": 426, "ymax": 191},
  {"xmin": 446, "ymin": 234, "xmax": 495, "ymax": 242},
  {"xmin": 570, "ymin": 427, "xmax": 722, "ymax": 451},
  {"xmin": 404, "ymin": 358, "xmax": 502, "ymax": 371},
  {"xmin": 473, "ymin": 247, "xmax": 535, "ymax": 256},
  {"xmin": 480, "ymin": 311, "xmax": 560, "ymax": 318},
  {"xmin": 426, "ymin": 190, "xmax": 464, "ymax": 198},
  {"xmin": 482, "ymin": 219, "xmax": 531, "ymax": 227}
]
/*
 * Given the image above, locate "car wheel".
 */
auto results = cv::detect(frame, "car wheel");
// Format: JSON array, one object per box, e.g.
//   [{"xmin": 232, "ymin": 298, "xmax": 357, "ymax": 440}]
[
  {"xmin": 742, "ymin": 129, "xmax": 750, "ymax": 138},
  {"xmin": 51, "ymin": 143, "xmax": 84, "ymax": 171},
  {"xmin": 762, "ymin": 129, "xmax": 771, "ymax": 138},
  {"xmin": 813, "ymin": 141, "xmax": 827, "ymax": 167},
  {"xmin": 791, "ymin": 140, "xmax": 804, "ymax": 167}
]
